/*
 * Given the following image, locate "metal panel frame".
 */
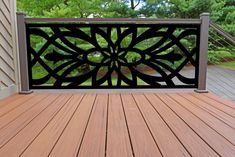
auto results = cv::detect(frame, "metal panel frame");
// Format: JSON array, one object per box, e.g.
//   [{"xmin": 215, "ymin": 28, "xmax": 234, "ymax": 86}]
[{"xmin": 16, "ymin": 12, "xmax": 210, "ymax": 92}]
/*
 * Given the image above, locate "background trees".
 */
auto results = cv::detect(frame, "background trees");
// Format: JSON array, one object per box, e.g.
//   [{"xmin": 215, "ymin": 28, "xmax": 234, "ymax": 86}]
[
  {"xmin": 17, "ymin": 0, "xmax": 235, "ymax": 67},
  {"xmin": 17, "ymin": 0, "xmax": 234, "ymax": 35}
]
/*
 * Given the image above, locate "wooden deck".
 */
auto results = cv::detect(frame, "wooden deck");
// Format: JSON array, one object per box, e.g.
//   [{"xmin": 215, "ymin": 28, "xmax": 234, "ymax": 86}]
[
  {"xmin": 0, "ymin": 92, "xmax": 235, "ymax": 157},
  {"xmin": 179, "ymin": 66, "xmax": 235, "ymax": 102},
  {"xmin": 207, "ymin": 66, "xmax": 235, "ymax": 102}
]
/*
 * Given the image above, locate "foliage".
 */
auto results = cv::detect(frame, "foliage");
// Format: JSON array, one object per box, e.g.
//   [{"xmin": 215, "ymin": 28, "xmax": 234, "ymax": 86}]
[
  {"xmin": 208, "ymin": 48, "xmax": 235, "ymax": 64},
  {"xmin": 219, "ymin": 61, "xmax": 235, "ymax": 70},
  {"xmin": 17, "ymin": 0, "xmax": 235, "ymax": 34},
  {"xmin": 17, "ymin": 0, "xmax": 235, "ymax": 71}
]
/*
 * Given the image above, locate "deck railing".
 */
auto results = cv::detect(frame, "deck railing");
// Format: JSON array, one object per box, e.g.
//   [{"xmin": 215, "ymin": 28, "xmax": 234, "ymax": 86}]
[{"xmin": 16, "ymin": 13, "xmax": 209, "ymax": 92}]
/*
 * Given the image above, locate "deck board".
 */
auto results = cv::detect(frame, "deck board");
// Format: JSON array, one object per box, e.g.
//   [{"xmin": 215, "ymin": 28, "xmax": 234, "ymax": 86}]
[
  {"xmin": 0, "ymin": 94, "xmax": 72, "ymax": 156},
  {"xmin": 0, "ymin": 94, "xmax": 48, "ymax": 129},
  {"xmin": 181, "ymin": 93, "xmax": 235, "ymax": 129},
  {"xmin": 0, "ymin": 94, "xmax": 34, "ymax": 117},
  {"xmin": 195, "ymin": 94, "xmax": 235, "ymax": 113},
  {"xmin": 49, "ymin": 94, "xmax": 96, "ymax": 157},
  {"xmin": 169, "ymin": 93, "xmax": 235, "ymax": 145},
  {"xmin": 21, "ymin": 94, "xmax": 84, "ymax": 157},
  {"xmin": 132, "ymin": 93, "xmax": 190, "ymax": 157},
  {"xmin": 145, "ymin": 93, "xmax": 219, "ymax": 157},
  {"xmin": 106, "ymin": 94, "xmax": 133, "ymax": 157},
  {"xmin": 77, "ymin": 94, "xmax": 108, "ymax": 157},
  {"xmin": 160, "ymin": 94, "xmax": 235, "ymax": 157},
  {"xmin": 0, "ymin": 94, "xmax": 23, "ymax": 108},
  {"xmin": 0, "ymin": 92, "xmax": 234, "ymax": 157},
  {"xmin": 121, "ymin": 94, "xmax": 162, "ymax": 157}
]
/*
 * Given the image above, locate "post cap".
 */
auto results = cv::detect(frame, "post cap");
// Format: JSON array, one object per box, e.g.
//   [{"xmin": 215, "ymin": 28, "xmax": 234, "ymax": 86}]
[
  {"xmin": 200, "ymin": 13, "xmax": 210, "ymax": 17},
  {"xmin": 16, "ymin": 12, "xmax": 26, "ymax": 16}
]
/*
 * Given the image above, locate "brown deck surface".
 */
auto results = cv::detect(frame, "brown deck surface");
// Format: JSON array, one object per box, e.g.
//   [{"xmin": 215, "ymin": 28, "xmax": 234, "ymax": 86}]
[{"xmin": 0, "ymin": 92, "xmax": 235, "ymax": 157}]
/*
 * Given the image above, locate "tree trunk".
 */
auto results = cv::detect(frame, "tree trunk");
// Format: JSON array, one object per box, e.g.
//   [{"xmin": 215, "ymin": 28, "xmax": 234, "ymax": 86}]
[{"xmin": 130, "ymin": 0, "xmax": 135, "ymax": 10}]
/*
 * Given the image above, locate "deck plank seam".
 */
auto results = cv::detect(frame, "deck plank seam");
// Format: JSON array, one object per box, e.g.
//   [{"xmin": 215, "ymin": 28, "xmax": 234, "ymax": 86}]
[
  {"xmin": 104, "ymin": 94, "xmax": 109, "ymax": 157},
  {"xmin": 182, "ymin": 93, "xmax": 235, "ymax": 129},
  {"xmin": 202, "ymin": 94, "xmax": 235, "ymax": 111},
  {"xmin": 143, "ymin": 93, "xmax": 193, "ymax": 157},
  {"xmin": 167, "ymin": 94, "xmax": 235, "ymax": 146},
  {"xmin": 0, "ymin": 94, "xmax": 35, "ymax": 118},
  {"xmin": 47, "ymin": 94, "xmax": 85, "ymax": 156},
  {"xmin": 0, "ymin": 95, "xmax": 23, "ymax": 109},
  {"xmin": 76, "ymin": 94, "xmax": 97, "ymax": 157},
  {"xmin": 207, "ymin": 81, "xmax": 229, "ymax": 97},
  {"xmin": 207, "ymin": 74, "xmax": 235, "ymax": 95},
  {"xmin": 0, "ymin": 94, "xmax": 50, "ymax": 130},
  {"xmin": 18, "ymin": 94, "xmax": 73, "ymax": 156},
  {"xmin": 0, "ymin": 94, "xmax": 61, "ymax": 149},
  {"xmin": 212, "ymin": 68, "xmax": 235, "ymax": 84},
  {"xmin": 131, "ymin": 94, "xmax": 164, "ymax": 157},
  {"xmin": 120, "ymin": 94, "xmax": 135, "ymax": 157},
  {"xmin": 191, "ymin": 94, "xmax": 235, "ymax": 118},
  {"xmin": 155, "ymin": 94, "xmax": 221, "ymax": 156}
]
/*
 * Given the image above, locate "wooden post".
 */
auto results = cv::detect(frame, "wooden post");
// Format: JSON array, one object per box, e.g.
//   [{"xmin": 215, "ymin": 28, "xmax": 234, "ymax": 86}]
[
  {"xmin": 195, "ymin": 13, "xmax": 210, "ymax": 93},
  {"xmin": 16, "ymin": 12, "xmax": 32, "ymax": 94}
]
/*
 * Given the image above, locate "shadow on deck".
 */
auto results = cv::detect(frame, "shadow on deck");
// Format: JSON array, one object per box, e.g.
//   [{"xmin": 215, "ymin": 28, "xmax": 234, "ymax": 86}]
[{"xmin": 0, "ymin": 92, "xmax": 235, "ymax": 157}]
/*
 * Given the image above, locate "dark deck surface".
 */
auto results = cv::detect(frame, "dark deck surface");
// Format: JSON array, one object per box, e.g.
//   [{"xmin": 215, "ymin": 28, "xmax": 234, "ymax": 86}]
[
  {"xmin": 178, "ymin": 66, "xmax": 235, "ymax": 102},
  {"xmin": 207, "ymin": 66, "xmax": 235, "ymax": 102},
  {"xmin": 0, "ymin": 92, "xmax": 235, "ymax": 157}
]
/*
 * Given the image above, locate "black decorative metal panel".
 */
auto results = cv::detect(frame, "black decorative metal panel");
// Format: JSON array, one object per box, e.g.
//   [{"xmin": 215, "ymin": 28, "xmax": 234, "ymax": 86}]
[{"xmin": 26, "ymin": 23, "xmax": 200, "ymax": 89}]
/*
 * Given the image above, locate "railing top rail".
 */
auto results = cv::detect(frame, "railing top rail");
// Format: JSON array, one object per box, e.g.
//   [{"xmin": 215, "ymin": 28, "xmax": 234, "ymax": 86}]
[{"xmin": 24, "ymin": 18, "xmax": 201, "ymax": 25}]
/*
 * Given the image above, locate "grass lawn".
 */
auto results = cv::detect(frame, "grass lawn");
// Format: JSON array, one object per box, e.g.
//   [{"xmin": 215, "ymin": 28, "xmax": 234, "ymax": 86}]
[{"xmin": 219, "ymin": 61, "xmax": 235, "ymax": 70}]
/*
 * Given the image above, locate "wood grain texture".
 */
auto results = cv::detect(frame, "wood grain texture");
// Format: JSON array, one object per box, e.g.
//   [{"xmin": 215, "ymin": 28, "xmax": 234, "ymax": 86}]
[
  {"xmin": 161, "ymin": 93, "xmax": 235, "ymax": 157},
  {"xmin": 0, "ymin": 94, "xmax": 72, "ymax": 157},
  {"xmin": 49, "ymin": 94, "xmax": 96, "ymax": 157},
  {"xmin": 121, "ymin": 93, "xmax": 162, "ymax": 157},
  {"xmin": 0, "ymin": 94, "xmax": 34, "ymax": 117},
  {"xmin": 0, "ymin": 94, "xmax": 23, "ymax": 108},
  {"xmin": 0, "ymin": 94, "xmax": 48, "ymax": 130},
  {"xmin": 0, "ymin": 93, "xmax": 234, "ymax": 157},
  {"xmin": 169, "ymin": 93, "xmax": 235, "ymax": 145},
  {"xmin": 78, "ymin": 94, "xmax": 108, "ymax": 157},
  {"xmin": 21, "ymin": 94, "xmax": 84, "ymax": 157},
  {"xmin": 145, "ymin": 93, "xmax": 219, "ymax": 157},
  {"xmin": 202, "ymin": 93, "xmax": 235, "ymax": 110},
  {"xmin": 106, "ymin": 94, "xmax": 133, "ymax": 157},
  {"xmin": 181, "ymin": 93, "xmax": 235, "ymax": 129},
  {"xmin": 0, "ymin": 94, "xmax": 59, "ymax": 148},
  {"xmin": 133, "ymin": 93, "xmax": 190, "ymax": 157}
]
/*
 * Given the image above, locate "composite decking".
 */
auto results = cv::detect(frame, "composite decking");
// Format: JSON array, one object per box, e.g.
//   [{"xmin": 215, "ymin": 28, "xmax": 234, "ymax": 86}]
[
  {"xmin": 207, "ymin": 66, "xmax": 235, "ymax": 102},
  {"xmin": 179, "ymin": 66, "xmax": 235, "ymax": 102},
  {"xmin": 0, "ymin": 92, "xmax": 235, "ymax": 157}
]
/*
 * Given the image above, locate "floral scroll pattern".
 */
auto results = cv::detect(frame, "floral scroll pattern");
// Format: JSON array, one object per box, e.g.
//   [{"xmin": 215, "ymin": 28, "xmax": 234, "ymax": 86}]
[{"xmin": 26, "ymin": 23, "xmax": 200, "ymax": 88}]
